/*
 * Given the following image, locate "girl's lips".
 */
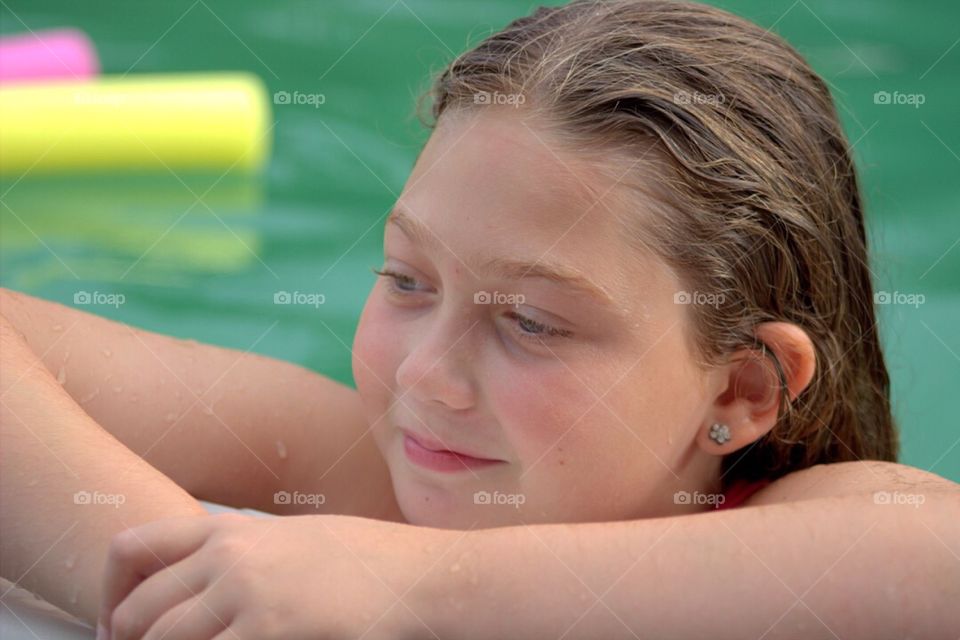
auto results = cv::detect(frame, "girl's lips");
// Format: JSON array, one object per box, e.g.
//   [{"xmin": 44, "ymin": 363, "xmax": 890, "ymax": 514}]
[{"xmin": 401, "ymin": 431, "xmax": 504, "ymax": 473}]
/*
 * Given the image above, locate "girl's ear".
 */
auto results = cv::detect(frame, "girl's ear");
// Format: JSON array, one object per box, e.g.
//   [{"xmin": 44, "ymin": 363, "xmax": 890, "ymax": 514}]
[{"xmin": 697, "ymin": 322, "xmax": 816, "ymax": 455}]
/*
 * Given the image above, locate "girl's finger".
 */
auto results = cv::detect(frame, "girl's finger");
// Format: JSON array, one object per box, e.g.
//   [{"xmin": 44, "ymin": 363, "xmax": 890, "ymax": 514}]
[
  {"xmin": 98, "ymin": 514, "xmax": 226, "ymax": 636},
  {"xmin": 109, "ymin": 555, "xmax": 208, "ymax": 640},
  {"xmin": 141, "ymin": 591, "xmax": 231, "ymax": 640}
]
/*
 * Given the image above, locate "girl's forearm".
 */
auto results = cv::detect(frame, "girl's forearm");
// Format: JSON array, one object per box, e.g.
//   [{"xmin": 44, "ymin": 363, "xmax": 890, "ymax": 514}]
[
  {"xmin": 424, "ymin": 494, "xmax": 959, "ymax": 639},
  {"xmin": 0, "ymin": 287, "xmax": 390, "ymax": 519},
  {"xmin": 0, "ymin": 315, "xmax": 206, "ymax": 624}
]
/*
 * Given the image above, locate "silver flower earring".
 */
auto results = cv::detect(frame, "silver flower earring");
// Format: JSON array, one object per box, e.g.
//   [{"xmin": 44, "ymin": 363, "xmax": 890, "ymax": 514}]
[{"xmin": 708, "ymin": 422, "xmax": 731, "ymax": 445}]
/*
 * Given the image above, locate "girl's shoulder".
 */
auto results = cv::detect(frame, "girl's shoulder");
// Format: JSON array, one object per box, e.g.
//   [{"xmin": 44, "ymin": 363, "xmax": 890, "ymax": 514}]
[{"xmin": 739, "ymin": 460, "xmax": 958, "ymax": 507}]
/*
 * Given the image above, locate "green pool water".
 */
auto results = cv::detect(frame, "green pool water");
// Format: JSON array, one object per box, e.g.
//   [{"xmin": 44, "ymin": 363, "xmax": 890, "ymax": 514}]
[{"xmin": 1, "ymin": 0, "xmax": 957, "ymax": 482}]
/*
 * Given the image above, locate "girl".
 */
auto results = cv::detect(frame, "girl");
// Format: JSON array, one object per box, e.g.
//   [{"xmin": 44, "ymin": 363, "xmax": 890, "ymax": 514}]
[{"xmin": 1, "ymin": 0, "xmax": 957, "ymax": 638}]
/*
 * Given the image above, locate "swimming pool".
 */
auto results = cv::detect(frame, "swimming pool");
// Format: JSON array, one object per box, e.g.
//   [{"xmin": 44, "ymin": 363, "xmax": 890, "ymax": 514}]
[
  {"xmin": 1, "ymin": 2, "xmax": 958, "ymax": 637},
  {"xmin": 1, "ymin": 0, "xmax": 956, "ymax": 481}
]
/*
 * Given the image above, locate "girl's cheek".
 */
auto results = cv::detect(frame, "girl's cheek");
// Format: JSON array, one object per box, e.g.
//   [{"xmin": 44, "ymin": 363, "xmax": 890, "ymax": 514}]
[
  {"xmin": 352, "ymin": 297, "xmax": 401, "ymax": 415},
  {"xmin": 487, "ymin": 361, "xmax": 593, "ymax": 466}
]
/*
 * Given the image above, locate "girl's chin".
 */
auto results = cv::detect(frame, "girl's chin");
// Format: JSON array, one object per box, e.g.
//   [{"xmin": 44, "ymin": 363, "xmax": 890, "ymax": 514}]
[
  {"xmin": 394, "ymin": 488, "xmax": 471, "ymax": 529},
  {"xmin": 390, "ymin": 475, "xmax": 528, "ymax": 530}
]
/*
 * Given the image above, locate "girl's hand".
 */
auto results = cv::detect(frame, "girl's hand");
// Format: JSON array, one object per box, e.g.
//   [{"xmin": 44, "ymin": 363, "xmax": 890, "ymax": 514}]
[{"xmin": 97, "ymin": 512, "xmax": 447, "ymax": 640}]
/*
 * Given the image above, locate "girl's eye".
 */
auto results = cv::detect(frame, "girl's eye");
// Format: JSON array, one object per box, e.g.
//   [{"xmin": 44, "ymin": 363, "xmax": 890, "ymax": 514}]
[
  {"xmin": 372, "ymin": 266, "xmax": 573, "ymax": 343},
  {"xmin": 504, "ymin": 310, "xmax": 573, "ymax": 343},
  {"xmin": 371, "ymin": 267, "xmax": 426, "ymax": 295}
]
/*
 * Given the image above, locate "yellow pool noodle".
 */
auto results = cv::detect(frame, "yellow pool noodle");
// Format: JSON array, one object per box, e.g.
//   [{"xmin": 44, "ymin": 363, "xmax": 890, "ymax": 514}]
[{"xmin": 0, "ymin": 73, "xmax": 271, "ymax": 175}]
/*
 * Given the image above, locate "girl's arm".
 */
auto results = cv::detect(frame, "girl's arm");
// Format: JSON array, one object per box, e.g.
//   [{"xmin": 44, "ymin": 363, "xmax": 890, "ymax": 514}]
[
  {"xmin": 0, "ymin": 312, "xmax": 207, "ymax": 624},
  {"xmin": 0, "ymin": 288, "xmax": 400, "ymax": 520},
  {"xmin": 95, "ymin": 460, "xmax": 958, "ymax": 639},
  {"xmin": 429, "ymin": 463, "xmax": 959, "ymax": 639}
]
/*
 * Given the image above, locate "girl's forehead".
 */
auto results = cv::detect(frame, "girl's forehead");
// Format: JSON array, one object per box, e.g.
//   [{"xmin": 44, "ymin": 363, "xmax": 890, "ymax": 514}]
[
  {"xmin": 393, "ymin": 112, "xmax": 680, "ymax": 322},
  {"xmin": 407, "ymin": 109, "xmax": 623, "ymax": 228}
]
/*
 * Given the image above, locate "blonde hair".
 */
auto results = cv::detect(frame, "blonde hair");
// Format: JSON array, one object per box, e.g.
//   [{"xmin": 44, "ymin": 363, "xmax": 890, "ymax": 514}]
[{"xmin": 418, "ymin": 0, "xmax": 897, "ymax": 486}]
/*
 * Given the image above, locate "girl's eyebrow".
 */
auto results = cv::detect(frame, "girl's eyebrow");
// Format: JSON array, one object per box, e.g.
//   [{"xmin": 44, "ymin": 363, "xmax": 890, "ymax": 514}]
[{"xmin": 387, "ymin": 207, "xmax": 623, "ymax": 314}]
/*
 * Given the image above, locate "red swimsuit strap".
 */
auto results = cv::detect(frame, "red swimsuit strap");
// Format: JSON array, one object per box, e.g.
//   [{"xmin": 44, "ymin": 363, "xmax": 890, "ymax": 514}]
[{"xmin": 715, "ymin": 478, "xmax": 772, "ymax": 510}]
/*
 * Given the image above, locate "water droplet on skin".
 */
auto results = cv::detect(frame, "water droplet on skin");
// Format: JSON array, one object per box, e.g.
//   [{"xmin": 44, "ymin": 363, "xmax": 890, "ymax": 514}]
[
  {"xmin": 165, "ymin": 412, "xmax": 178, "ymax": 423},
  {"xmin": 276, "ymin": 440, "xmax": 287, "ymax": 459},
  {"xmin": 68, "ymin": 585, "xmax": 79, "ymax": 604},
  {"xmin": 101, "ymin": 348, "xmax": 112, "ymax": 358},
  {"xmin": 449, "ymin": 562, "xmax": 461, "ymax": 573},
  {"xmin": 51, "ymin": 324, "xmax": 63, "ymax": 332},
  {"xmin": 64, "ymin": 555, "xmax": 76, "ymax": 570},
  {"xmin": 79, "ymin": 388, "xmax": 100, "ymax": 404},
  {"xmin": 113, "ymin": 386, "xmax": 123, "ymax": 393},
  {"xmin": 27, "ymin": 478, "xmax": 38, "ymax": 487},
  {"xmin": 56, "ymin": 366, "xmax": 67, "ymax": 385}
]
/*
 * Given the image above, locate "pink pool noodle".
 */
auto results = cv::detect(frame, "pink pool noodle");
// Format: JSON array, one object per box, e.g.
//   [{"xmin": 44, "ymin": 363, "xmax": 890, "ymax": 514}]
[{"xmin": 0, "ymin": 29, "xmax": 99, "ymax": 83}]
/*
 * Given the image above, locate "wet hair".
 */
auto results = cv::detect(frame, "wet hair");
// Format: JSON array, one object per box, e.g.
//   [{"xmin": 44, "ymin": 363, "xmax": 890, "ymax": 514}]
[{"xmin": 417, "ymin": 0, "xmax": 897, "ymax": 487}]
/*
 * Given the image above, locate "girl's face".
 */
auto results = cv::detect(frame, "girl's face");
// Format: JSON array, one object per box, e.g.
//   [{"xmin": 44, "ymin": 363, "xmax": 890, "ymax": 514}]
[{"xmin": 353, "ymin": 108, "xmax": 723, "ymax": 529}]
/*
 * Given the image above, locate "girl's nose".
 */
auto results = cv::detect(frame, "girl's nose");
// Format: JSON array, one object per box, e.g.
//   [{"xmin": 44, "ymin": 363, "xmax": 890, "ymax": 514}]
[{"xmin": 394, "ymin": 319, "xmax": 478, "ymax": 411}]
